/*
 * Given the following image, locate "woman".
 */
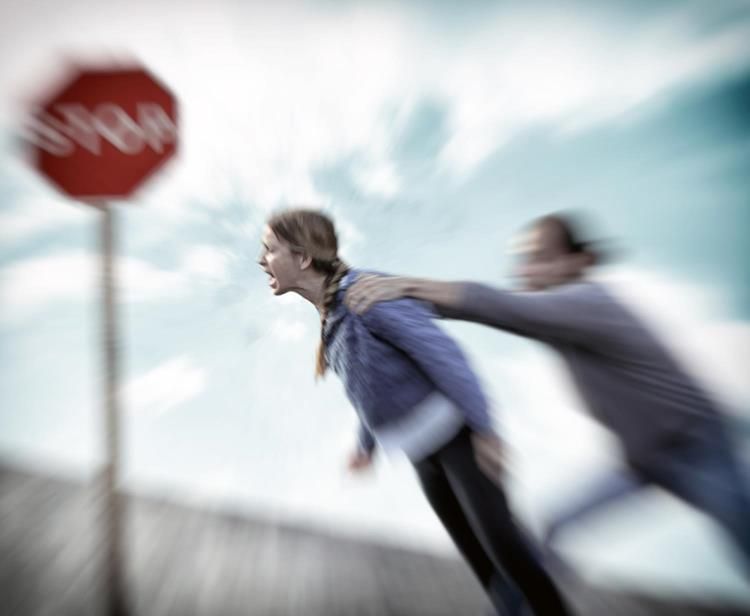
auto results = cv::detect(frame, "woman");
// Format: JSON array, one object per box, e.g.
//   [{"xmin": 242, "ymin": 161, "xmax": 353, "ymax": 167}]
[{"xmin": 258, "ymin": 208, "xmax": 571, "ymax": 616}]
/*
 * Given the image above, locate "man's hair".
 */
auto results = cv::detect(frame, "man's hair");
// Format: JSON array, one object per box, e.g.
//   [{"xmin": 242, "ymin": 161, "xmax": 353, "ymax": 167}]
[{"xmin": 536, "ymin": 211, "xmax": 610, "ymax": 263}]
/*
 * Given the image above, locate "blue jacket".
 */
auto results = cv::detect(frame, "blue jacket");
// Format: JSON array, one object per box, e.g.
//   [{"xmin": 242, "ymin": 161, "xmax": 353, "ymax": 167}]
[{"xmin": 323, "ymin": 268, "xmax": 495, "ymax": 453}]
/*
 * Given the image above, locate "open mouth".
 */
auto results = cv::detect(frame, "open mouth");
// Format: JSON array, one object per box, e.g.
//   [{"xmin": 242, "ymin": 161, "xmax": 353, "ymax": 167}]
[{"xmin": 264, "ymin": 270, "xmax": 278, "ymax": 288}]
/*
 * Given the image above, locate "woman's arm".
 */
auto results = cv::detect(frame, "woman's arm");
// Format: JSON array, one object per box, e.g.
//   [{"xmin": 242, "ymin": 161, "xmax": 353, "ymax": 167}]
[
  {"xmin": 357, "ymin": 421, "xmax": 376, "ymax": 455},
  {"xmin": 347, "ymin": 422, "xmax": 375, "ymax": 473}
]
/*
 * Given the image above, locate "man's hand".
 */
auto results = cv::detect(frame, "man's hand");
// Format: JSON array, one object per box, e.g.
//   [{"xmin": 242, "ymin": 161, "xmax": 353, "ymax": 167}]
[
  {"xmin": 347, "ymin": 448, "xmax": 374, "ymax": 473},
  {"xmin": 345, "ymin": 275, "xmax": 409, "ymax": 314},
  {"xmin": 470, "ymin": 431, "xmax": 506, "ymax": 485}
]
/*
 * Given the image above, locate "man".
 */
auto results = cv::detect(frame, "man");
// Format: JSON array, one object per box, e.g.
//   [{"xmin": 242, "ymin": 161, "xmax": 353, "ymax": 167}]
[{"xmin": 344, "ymin": 212, "xmax": 750, "ymax": 577}]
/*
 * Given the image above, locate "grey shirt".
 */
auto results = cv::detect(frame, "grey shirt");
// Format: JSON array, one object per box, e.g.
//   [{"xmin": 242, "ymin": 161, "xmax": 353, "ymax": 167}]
[{"xmin": 440, "ymin": 280, "xmax": 723, "ymax": 466}]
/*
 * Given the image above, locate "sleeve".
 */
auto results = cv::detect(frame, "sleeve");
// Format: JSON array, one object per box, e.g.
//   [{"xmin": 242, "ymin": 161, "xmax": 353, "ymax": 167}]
[
  {"xmin": 444, "ymin": 282, "xmax": 608, "ymax": 347},
  {"xmin": 357, "ymin": 421, "xmax": 377, "ymax": 455},
  {"xmin": 360, "ymin": 298, "xmax": 496, "ymax": 435}
]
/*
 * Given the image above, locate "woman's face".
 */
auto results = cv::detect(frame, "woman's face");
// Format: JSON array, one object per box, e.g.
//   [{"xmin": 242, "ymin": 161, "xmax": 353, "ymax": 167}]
[{"xmin": 258, "ymin": 225, "xmax": 302, "ymax": 295}]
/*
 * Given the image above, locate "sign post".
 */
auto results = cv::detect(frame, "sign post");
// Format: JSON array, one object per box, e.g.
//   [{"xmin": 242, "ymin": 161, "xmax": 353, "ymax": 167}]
[
  {"xmin": 100, "ymin": 200, "xmax": 126, "ymax": 616},
  {"xmin": 24, "ymin": 64, "xmax": 178, "ymax": 616}
]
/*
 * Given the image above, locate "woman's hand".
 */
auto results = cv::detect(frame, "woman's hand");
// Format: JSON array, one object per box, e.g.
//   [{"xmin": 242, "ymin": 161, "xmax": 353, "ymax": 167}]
[
  {"xmin": 347, "ymin": 448, "xmax": 374, "ymax": 473},
  {"xmin": 345, "ymin": 275, "xmax": 409, "ymax": 314},
  {"xmin": 470, "ymin": 431, "xmax": 505, "ymax": 485}
]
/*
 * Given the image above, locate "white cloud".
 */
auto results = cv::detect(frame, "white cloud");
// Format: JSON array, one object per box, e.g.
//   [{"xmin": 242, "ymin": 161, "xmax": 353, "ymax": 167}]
[
  {"xmin": 126, "ymin": 4, "xmax": 419, "ymax": 213},
  {"xmin": 0, "ymin": 195, "xmax": 93, "ymax": 242},
  {"xmin": 0, "ymin": 252, "xmax": 94, "ymax": 316},
  {"xmin": 329, "ymin": 207, "xmax": 366, "ymax": 262},
  {"xmin": 0, "ymin": 250, "xmax": 188, "ymax": 324},
  {"xmin": 119, "ymin": 255, "xmax": 188, "ymax": 301},
  {"xmin": 2, "ymin": 3, "xmax": 747, "ymax": 213},
  {"xmin": 269, "ymin": 317, "xmax": 308, "ymax": 342},
  {"xmin": 351, "ymin": 157, "xmax": 401, "ymax": 200},
  {"xmin": 435, "ymin": 10, "xmax": 750, "ymax": 177},
  {"xmin": 181, "ymin": 244, "xmax": 229, "ymax": 282},
  {"xmin": 277, "ymin": 291, "xmax": 306, "ymax": 306},
  {"xmin": 122, "ymin": 355, "xmax": 206, "ymax": 417}
]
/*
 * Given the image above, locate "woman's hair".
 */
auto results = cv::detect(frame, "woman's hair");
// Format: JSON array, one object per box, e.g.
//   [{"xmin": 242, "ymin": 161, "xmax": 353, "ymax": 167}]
[{"xmin": 266, "ymin": 208, "xmax": 350, "ymax": 379}]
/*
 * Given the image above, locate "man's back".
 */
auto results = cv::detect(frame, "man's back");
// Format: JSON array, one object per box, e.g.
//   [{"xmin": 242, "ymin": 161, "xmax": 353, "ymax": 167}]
[{"xmin": 443, "ymin": 279, "xmax": 723, "ymax": 464}]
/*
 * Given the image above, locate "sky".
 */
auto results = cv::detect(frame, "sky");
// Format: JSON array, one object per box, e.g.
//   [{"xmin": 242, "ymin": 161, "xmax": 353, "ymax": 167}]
[{"xmin": 1, "ymin": 0, "xmax": 750, "ymax": 603}]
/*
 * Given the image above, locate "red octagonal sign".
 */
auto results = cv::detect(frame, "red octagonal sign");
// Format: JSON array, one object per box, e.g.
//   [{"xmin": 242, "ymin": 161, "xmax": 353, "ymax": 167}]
[{"xmin": 27, "ymin": 66, "xmax": 178, "ymax": 199}]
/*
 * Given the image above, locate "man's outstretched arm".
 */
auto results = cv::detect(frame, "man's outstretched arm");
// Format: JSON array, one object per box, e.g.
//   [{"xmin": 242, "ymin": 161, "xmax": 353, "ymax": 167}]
[
  {"xmin": 346, "ymin": 276, "xmax": 466, "ymax": 318},
  {"xmin": 345, "ymin": 274, "xmax": 604, "ymax": 346}
]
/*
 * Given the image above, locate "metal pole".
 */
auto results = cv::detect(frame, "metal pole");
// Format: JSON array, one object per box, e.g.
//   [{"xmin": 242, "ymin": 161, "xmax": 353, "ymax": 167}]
[{"xmin": 100, "ymin": 202, "xmax": 129, "ymax": 616}]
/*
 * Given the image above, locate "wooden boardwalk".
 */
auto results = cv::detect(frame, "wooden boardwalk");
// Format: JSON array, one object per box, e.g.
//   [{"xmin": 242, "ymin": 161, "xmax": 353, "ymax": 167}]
[{"xmin": 1, "ymin": 462, "xmax": 747, "ymax": 616}]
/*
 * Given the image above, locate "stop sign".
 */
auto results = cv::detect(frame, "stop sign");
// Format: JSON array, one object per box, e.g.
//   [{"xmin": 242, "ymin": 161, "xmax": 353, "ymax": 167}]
[{"xmin": 27, "ymin": 66, "xmax": 178, "ymax": 199}]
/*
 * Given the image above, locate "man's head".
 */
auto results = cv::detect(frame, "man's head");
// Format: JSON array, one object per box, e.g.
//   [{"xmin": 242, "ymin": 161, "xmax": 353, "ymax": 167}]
[{"xmin": 514, "ymin": 213, "xmax": 597, "ymax": 291}]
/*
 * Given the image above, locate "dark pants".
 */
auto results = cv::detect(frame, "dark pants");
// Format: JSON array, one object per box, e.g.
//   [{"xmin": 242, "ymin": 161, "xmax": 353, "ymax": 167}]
[
  {"xmin": 543, "ymin": 420, "xmax": 750, "ymax": 581},
  {"xmin": 635, "ymin": 422, "xmax": 750, "ymax": 575},
  {"xmin": 412, "ymin": 425, "xmax": 571, "ymax": 616}
]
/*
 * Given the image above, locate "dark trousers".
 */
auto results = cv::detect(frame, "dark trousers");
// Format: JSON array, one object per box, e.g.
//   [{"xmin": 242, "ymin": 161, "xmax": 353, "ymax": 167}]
[
  {"xmin": 543, "ymin": 419, "xmax": 750, "ymax": 582},
  {"xmin": 412, "ymin": 425, "xmax": 571, "ymax": 616},
  {"xmin": 634, "ymin": 421, "xmax": 750, "ymax": 576}
]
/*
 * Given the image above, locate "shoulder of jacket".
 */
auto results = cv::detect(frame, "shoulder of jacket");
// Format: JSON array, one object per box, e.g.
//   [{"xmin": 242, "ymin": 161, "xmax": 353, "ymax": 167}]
[{"xmin": 338, "ymin": 267, "xmax": 389, "ymax": 292}]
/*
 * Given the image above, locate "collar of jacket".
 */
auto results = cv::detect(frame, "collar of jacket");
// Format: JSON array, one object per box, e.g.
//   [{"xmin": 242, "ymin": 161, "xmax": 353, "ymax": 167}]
[{"xmin": 321, "ymin": 268, "xmax": 360, "ymax": 344}]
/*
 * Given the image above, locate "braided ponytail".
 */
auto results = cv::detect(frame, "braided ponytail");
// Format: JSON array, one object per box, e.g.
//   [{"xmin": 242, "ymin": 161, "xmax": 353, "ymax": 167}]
[{"xmin": 315, "ymin": 258, "xmax": 350, "ymax": 379}]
